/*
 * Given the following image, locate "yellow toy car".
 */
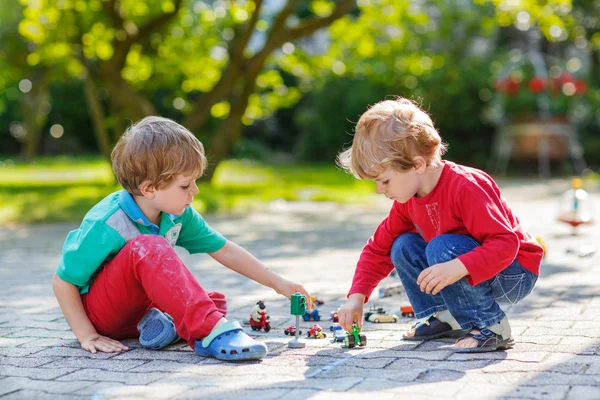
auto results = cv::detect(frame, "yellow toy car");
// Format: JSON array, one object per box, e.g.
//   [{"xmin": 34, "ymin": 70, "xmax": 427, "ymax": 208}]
[{"xmin": 367, "ymin": 307, "xmax": 399, "ymax": 323}]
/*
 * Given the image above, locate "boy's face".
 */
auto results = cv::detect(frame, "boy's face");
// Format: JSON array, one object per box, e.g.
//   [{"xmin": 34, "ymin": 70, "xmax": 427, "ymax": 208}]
[
  {"xmin": 151, "ymin": 174, "xmax": 200, "ymax": 215},
  {"xmin": 372, "ymin": 166, "xmax": 421, "ymax": 204}
]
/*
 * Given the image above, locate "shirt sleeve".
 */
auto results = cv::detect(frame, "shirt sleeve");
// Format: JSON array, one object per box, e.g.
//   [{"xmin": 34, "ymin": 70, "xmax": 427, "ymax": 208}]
[
  {"xmin": 57, "ymin": 221, "xmax": 125, "ymax": 289},
  {"xmin": 455, "ymin": 181, "xmax": 520, "ymax": 286},
  {"xmin": 348, "ymin": 201, "xmax": 415, "ymax": 302},
  {"xmin": 176, "ymin": 207, "xmax": 227, "ymax": 254}
]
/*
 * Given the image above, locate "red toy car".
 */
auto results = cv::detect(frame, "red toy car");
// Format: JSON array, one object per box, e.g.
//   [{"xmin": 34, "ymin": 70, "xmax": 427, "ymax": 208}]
[
  {"xmin": 284, "ymin": 325, "xmax": 302, "ymax": 336},
  {"xmin": 330, "ymin": 311, "xmax": 339, "ymax": 323},
  {"xmin": 400, "ymin": 305, "xmax": 415, "ymax": 318},
  {"xmin": 306, "ymin": 324, "xmax": 327, "ymax": 339}
]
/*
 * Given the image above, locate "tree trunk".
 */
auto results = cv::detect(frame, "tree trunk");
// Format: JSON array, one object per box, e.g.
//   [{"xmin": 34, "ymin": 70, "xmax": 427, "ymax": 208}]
[
  {"xmin": 20, "ymin": 73, "xmax": 50, "ymax": 161},
  {"xmin": 103, "ymin": 71, "xmax": 156, "ymax": 121},
  {"xmin": 203, "ymin": 79, "xmax": 256, "ymax": 181},
  {"xmin": 83, "ymin": 74, "xmax": 112, "ymax": 160}
]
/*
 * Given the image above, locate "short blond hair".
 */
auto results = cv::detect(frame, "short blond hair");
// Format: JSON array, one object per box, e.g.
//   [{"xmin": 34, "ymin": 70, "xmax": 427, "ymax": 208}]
[
  {"xmin": 111, "ymin": 116, "xmax": 207, "ymax": 195},
  {"xmin": 338, "ymin": 97, "xmax": 447, "ymax": 179}
]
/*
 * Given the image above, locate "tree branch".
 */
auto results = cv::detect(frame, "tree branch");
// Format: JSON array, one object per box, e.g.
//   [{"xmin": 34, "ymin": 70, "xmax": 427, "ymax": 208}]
[
  {"xmin": 183, "ymin": 0, "xmax": 265, "ymax": 132},
  {"xmin": 286, "ymin": 0, "xmax": 355, "ymax": 42},
  {"xmin": 248, "ymin": 0, "xmax": 354, "ymax": 76},
  {"xmin": 101, "ymin": 0, "xmax": 125, "ymax": 31},
  {"xmin": 107, "ymin": 0, "xmax": 184, "ymax": 72}
]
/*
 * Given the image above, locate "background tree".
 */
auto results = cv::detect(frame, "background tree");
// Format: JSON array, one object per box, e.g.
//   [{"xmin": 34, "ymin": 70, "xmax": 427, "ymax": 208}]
[{"xmin": 17, "ymin": 0, "xmax": 354, "ymax": 179}]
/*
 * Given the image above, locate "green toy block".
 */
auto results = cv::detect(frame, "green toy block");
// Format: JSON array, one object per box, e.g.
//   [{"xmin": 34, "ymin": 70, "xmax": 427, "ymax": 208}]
[{"xmin": 290, "ymin": 293, "xmax": 307, "ymax": 316}]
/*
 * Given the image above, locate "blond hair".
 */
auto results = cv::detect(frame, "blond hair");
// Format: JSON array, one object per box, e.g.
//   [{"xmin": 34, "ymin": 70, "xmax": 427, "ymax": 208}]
[
  {"xmin": 111, "ymin": 116, "xmax": 207, "ymax": 195},
  {"xmin": 338, "ymin": 97, "xmax": 447, "ymax": 179}
]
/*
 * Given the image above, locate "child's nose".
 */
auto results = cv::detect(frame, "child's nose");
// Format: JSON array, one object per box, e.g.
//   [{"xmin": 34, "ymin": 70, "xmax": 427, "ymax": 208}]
[{"xmin": 375, "ymin": 183, "xmax": 385, "ymax": 195}]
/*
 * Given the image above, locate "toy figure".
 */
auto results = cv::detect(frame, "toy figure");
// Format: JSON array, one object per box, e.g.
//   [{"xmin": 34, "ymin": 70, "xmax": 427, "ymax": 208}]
[
  {"xmin": 249, "ymin": 300, "xmax": 271, "ymax": 332},
  {"xmin": 307, "ymin": 324, "xmax": 327, "ymax": 339}
]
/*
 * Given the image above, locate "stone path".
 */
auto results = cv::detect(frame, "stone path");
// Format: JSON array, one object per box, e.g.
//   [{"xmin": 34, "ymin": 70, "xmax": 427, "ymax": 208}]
[{"xmin": 1, "ymin": 179, "xmax": 599, "ymax": 399}]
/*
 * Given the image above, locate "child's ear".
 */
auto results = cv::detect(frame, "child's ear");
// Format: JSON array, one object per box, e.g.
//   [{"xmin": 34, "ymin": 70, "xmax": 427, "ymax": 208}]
[
  {"xmin": 412, "ymin": 156, "xmax": 427, "ymax": 174},
  {"xmin": 139, "ymin": 180, "xmax": 157, "ymax": 199}
]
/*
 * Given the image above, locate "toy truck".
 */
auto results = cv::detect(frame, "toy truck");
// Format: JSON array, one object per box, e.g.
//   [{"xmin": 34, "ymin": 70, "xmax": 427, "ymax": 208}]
[{"xmin": 344, "ymin": 322, "xmax": 367, "ymax": 348}]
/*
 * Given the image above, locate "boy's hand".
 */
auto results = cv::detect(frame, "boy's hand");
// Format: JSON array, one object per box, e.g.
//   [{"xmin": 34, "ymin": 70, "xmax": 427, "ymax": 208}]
[
  {"xmin": 274, "ymin": 277, "xmax": 313, "ymax": 310},
  {"xmin": 417, "ymin": 259, "xmax": 469, "ymax": 295},
  {"xmin": 338, "ymin": 294, "xmax": 365, "ymax": 333},
  {"xmin": 80, "ymin": 333, "xmax": 129, "ymax": 354}
]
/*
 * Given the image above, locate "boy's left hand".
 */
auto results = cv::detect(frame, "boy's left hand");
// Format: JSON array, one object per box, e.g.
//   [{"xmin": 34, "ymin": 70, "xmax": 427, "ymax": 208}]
[
  {"xmin": 417, "ymin": 259, "xmax": 469, "ymax": 295},
  {"xmin": 274, "ymin": 277, "xmax": 313, "ymax": 310}
]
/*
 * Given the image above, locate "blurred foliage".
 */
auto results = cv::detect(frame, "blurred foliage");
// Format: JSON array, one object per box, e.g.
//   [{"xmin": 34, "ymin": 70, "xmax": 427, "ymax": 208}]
[
  {"xmin": 0, "ymin": 156, "xmax": 375, "ymax": 224},
  {"xmin": 1, "ymin": 0, "xmax": 599, "ymax": 172}
]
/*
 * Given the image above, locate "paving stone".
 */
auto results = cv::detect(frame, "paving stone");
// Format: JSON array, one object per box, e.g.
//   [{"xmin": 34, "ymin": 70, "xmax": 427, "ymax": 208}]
[
  {"xmin": 0, "ymin": 377, "xmax": 93, "ymax": 396},
  {"xmin": 0, "ymin": 389, "xmax": 82, "ymax": 399},
  {"xmin": 502, "ymin": 385, "xmax": 569, "ymax": 400},
  {"xmin": 0, "ymin": 347, "xmax": 46, "ymax": 357},
  {"xmin": 32, "ymin": 347, "xmax": 118, "ymax": 358},
  {"xmin": 7, "ymin": 328, "xmax": 76, "ymax": 340},
  {"xmin": 1, "ymin": 366, "xmax": 77, "ymax": 380},
  {"xmin": 0, "ymin": 338, "xmax": 39, "ymax": 347},
  {"xmin": 178, "ymin": 387, "xmax": 295, "ymax": 400},
  {"xmin": 0, "ymin": 356, "xmax": 57, "ymax": 368},
  {"xmin": 75, "ymin": 382, "xmax": 190, "ymax": 399},
  {"xmin": 566, "ymin": 386, "xmax": 600, "ymax": 400},
  {"xmin": 42, "ymin": 358, "xmax": 148, "ymax": 372},
  {"xmin": 56, "ymin": 369, "xmax": 166, "ymax": 385}
]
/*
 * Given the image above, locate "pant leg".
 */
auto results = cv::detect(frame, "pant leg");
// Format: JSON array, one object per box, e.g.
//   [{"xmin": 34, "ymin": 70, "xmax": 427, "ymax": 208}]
[
  {"xmin": 82, "ymin": 235, "xmax": 225, "ymax": 348},
  {"xmin": 391, "ymin": 232, "xmax": 446, "ymax": 318},
  {"xmin": 425, "ymin": 234, "xmax": 504, "ymax": 330}
]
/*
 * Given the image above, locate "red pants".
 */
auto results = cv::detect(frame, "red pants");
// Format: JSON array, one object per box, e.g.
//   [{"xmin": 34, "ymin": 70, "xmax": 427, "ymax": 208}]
[{"xmin": 82, "ymin": 235, "xmax": 226, "ymax": 348}]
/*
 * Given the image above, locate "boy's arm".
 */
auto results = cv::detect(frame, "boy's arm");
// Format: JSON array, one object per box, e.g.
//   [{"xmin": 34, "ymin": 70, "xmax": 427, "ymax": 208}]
[
  {"xmin": 348, "ymin": 201, "xmax": 414, "ymax": 302},
  {"xmin": 52, "ymin": 273, "xmax": 128, "ymax": 353},
  {"xmin": 209, "ymin": 240, "xmax": 312, "ymax": 308}
]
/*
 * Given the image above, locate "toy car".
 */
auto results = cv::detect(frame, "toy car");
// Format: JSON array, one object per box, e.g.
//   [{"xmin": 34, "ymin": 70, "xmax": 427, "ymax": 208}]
[
  {"xmin": 303, "ymin": 308, "xmax": 321, "ymax": 321},
  {"xmin": 329, "ymin": 323, "xmax": 348, "ymax": 342},
  {"xmin": 307, "ymin": 324, "xmax": 327, "ymax": 339},
  {"xmin": 400, "ymin": 305, "xmax": 415, "ymax": 318},
  {"xmin": 330, "ymin": 310, "xmax": 339, "ymax": 323},
  {"xmin": 344, "ymin": 322, "xmax": 367, "ymax": 348},
  {"xmin": 284, "ymin": 325, "xmax": 302, "ymax": 336},
  {"xmin": 367, "ymin": 312, "xmax": 399, "ymax": 323},
  {"xmin": 363, "ymin": 305, "xmax": 386, "ymax": 321},
  {"xmin": 330, "ymin": 322, "xmax": 343, "ymax": 331}
]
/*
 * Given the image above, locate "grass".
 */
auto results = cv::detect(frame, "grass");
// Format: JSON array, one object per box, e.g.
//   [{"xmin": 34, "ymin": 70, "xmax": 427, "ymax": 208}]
[{"xmin": 0, "ymin": 156, "xmax": 376, "ymax": 225}]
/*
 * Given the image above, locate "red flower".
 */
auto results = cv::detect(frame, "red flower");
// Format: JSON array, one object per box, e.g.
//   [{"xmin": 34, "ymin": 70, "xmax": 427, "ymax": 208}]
[
  {"xmin": 528, "ymin": 77, "xmax": 546, "ymax": 93},
  {"xmin": 557, "ymin": 72, "xmax": 575, "ymax": 85},
  {"xmin": 574, "ymin": 80, "xmax": 588, "ymax": 95}
]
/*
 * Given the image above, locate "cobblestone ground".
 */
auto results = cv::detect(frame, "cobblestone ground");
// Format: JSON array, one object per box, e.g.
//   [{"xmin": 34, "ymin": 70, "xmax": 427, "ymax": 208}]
[{"xmin": 1, "ymin": 179, "xmax": 599, "ymax": 400}]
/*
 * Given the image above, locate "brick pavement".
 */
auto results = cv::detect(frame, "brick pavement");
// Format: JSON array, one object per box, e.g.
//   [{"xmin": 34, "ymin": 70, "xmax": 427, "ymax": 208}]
[{"xmin": 1, "ymin": 179, "xmax": 599, "ymax": 399}]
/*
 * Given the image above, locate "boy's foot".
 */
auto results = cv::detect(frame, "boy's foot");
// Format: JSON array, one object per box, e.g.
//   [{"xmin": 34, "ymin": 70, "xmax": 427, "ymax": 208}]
[
  {"xmin": 137, "ymin": 308, "xmax": 180, "ymax": 350},
  {"xmin": 453, "ymin": 328, "xmax": 514, "ymax": 353},
  {"xmin": 195, "ymin": 321, "xmax": 267, "ymax": 361},
  {"xmin": 403, "ymin": 315, "xmax": 468, "ymax": 341}
]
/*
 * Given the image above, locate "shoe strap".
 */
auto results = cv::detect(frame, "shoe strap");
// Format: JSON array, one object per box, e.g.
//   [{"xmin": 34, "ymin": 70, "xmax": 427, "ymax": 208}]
[{"xmin": 201, "ymin": 320, "xmax": 243, "ymax": 349}]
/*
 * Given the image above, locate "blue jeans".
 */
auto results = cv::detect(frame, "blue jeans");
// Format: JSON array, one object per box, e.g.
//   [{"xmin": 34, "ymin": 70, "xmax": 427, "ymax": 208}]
[{"xmin": 391, "ymin": 233, "xmax": 538, "ymax": 330}]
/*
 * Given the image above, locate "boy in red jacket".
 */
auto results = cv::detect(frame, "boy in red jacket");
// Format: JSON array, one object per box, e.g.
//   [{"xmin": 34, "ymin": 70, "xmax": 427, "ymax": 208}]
[{"xmin": 336, "ymin": 97, "xmax": 543, "ymax": 352}]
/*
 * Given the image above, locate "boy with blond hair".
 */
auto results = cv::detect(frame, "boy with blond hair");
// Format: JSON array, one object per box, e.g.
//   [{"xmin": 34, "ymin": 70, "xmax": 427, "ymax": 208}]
[
  {"xmin": 336, "ymin": 98, "xmax": 542, "ymax": 352},
  {"xmin": 52, "ymin": 116, "xmax": 311, "ymax": 361}
]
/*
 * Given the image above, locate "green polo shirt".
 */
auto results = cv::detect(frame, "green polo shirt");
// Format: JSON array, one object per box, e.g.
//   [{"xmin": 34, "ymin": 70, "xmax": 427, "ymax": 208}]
[{"xmin": 56, "ymin": 190, "xmax": 226, "ymax": 294}]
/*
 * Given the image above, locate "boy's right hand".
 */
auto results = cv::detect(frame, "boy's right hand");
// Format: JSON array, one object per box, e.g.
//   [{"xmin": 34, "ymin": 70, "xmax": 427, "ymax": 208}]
[
  {"xmin": 80, "ymin": 333, "xmax": 129, "ymax": 354},
  {"xmin": 337, "ymin": 293, "xmax": 366, "ymax": 333}
]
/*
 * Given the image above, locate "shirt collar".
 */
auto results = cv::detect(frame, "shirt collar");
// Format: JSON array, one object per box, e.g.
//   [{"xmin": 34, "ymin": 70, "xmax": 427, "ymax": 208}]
[{"xmin": 119, "ymin": 190, "xmax": 178, "ymax": 234}]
